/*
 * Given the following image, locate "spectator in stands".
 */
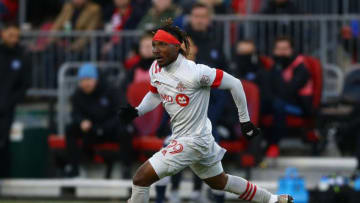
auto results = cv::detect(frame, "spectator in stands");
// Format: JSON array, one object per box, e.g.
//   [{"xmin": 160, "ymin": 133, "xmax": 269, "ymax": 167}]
[
  {"xmin": 136, "ymin": 0, "xmax": 182, "ymax": 31},
  {"xmin": 51, "ymin": 0, "xmax": 102, "ymax": 52},
  {"xmin": 263, "ymin": 36, "xmax": 313, "ymax": 157},
  {"xmin": 121, "ymin": 31, "xmax": 155, "ymax": 90},
  {"xmin": 65, "ymin": 64, "xmax": 133, "ymax": 178},
  {"xmin": 185, "ymin": 2, "xmax": 227, "ymax": 69},
  {"xmin": 198, "ymin": 0, "xmax": 228, "ymax": 14},
  {"xmin": 262, "ymin": 0, "xmax": 301, "ymax": 14},
  {"xmin": 101, "ymin": 0, "xmax": 144, "ymax": 58},
  {"xmin": 234, "ymin": 39, "xmax": 264, "ymax": 82},
  {"xmin": 0, "ymin": 22, "xmax": 31, "ymax": 178},
  {"xmin": 107, "ymin": 0, "xmax": 143, "ymax": 32}
]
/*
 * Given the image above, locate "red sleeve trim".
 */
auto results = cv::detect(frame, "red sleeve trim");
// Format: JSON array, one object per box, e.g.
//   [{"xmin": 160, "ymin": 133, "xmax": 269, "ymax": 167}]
[
  {"xmin": 211, "ymin": 69, "xmax": 224, "ymax": 88},
  {"xmin": 149, "ymin": 84, "xmax": 158, "ymax": 93}
]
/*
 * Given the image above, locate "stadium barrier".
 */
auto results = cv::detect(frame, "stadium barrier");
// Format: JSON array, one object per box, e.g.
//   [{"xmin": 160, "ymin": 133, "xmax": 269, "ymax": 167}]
[{"xmin": 21, "ymin": 15, "xmax": 360, "ymax": 100}]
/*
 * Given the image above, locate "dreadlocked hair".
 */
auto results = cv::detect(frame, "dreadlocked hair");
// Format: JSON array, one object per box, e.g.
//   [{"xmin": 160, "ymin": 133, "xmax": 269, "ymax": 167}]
[{"xmin": 156, "ymin": 18, "xmax": 190, "ymax": 57}]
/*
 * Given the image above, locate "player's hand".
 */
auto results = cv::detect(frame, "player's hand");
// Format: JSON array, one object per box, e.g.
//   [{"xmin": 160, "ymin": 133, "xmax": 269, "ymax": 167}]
[
  {"xmin": 117, "ymin": 104, "xmax": 138, "ymax": 124},
  {"xmin": 240, "ymin": 121, "xmax": 261, "ymax": 140}
]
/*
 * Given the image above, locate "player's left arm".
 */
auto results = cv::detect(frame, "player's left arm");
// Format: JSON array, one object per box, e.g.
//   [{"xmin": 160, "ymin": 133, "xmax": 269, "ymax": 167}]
[
  {"xmin": 196, "ymin": 64, "xmax": 261, "ymax": 139},
  {"xmin": 218, "ymin": 72, "xmax": 250, "ymax": 123},
  {"xmin": 217, "ymin": 71, "xmax": 261, "ymax": 140}
]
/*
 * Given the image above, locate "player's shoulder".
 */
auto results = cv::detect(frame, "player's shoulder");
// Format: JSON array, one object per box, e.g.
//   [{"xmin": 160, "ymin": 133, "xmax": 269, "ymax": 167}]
[
  {"xmin": 180, "ymin": 58, "xmax": 210, "ymax": 73},
  {"xmin": 176, "ymin": 58, "xmax": 199, "ymax": 81}
]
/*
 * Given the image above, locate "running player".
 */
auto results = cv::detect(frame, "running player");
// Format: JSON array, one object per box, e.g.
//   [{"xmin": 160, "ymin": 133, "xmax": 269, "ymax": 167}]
[{"xmin": 118, "ymin": 19, "xmax": 294, "ymax": 203}]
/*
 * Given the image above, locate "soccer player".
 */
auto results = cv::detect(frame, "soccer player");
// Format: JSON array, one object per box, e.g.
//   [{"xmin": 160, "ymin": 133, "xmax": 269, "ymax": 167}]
[{"xmin": 118, "ymin": 20, "xmax": 294, "ymax": 203}]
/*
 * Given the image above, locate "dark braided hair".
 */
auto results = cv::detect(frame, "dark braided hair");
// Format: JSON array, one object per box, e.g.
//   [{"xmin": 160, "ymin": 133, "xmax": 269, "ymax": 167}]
[{"xmin": 155, "ymin": 18, "xmax": 190, "ymax": 57}]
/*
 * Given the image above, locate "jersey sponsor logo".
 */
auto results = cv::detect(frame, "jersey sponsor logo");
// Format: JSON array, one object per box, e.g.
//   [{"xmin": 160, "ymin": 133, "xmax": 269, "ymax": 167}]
[
  {"xmin": 160, "ymin": 94, "xmax": 173, "ymax": 103},
  {"xmin": 176, "ymin": 82, "xmax": 186, "ymax": 92},
  {"xmin": 175, "ymin": 94, "xmax": 189, "ymax": 107},
  {"xmin": 200, "ymin": 75, "xmax": 210, "ymax": 85}
]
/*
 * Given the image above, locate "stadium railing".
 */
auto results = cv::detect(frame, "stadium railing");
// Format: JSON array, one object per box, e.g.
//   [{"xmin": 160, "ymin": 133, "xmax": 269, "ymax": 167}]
[{"xmin": 21, "ymin": 15, "xmax": 360, "ymax": 101}]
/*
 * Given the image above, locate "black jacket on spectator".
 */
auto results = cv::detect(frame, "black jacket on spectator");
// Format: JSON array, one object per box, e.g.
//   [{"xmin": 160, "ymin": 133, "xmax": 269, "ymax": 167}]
[
  {"xmin": 234, "ymin": 54, "xmax": 265, "ymax": 83},
  {"xmin": 0, "ymin": 43, "xmax": 31, "ymax": 115},
  {"xmin": 65, "ymin": 80, "xmax": 133, "ymax": 178},
  {"xmin": 268, "ymin": 57, "xmax": 312, "ymax": 114},
  {"xmin": 0, "ymin": 43, "xmax": 31, "ymax": 178},
  {"xmin": 70, "ymin": 81, "xmax": 121, "ymax": 134},
  {"xmin": 185, "ymin": 24, "xmax": 227, "ymax": 70}
]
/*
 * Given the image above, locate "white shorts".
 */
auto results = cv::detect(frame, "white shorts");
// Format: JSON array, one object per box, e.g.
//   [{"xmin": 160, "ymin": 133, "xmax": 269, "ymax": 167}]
[{"xmin": 149, "ymin": 136, "xmax": 226, "ymax": 179}]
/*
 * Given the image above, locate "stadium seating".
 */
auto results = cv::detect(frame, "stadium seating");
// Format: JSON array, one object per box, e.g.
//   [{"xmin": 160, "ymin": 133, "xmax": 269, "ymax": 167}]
[{"xmin": 48, "ymin": 134, "xmax": 121, "ymax": 178}]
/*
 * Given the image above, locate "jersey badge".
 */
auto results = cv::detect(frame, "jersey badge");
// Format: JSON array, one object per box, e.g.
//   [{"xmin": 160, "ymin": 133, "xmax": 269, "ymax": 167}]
[
  {"xmin": 200, "ymin": 75, "xmax": 210, "ymax": 86},
  {"xmin": 176, "ymin": 82, "xmax": 186, "ymax": 92}
]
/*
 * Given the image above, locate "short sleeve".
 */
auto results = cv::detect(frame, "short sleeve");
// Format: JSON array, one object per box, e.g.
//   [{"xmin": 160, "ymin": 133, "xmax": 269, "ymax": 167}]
[
  {"xmin": 195, "ymin": 64, "xmax": 224, "ymax": 88},
  {"xmin": 148, "ymin": 61, "xmax": 159, "ymax": 94}
]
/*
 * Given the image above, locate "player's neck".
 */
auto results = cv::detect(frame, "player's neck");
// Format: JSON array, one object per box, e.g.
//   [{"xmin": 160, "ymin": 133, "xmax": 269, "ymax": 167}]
[{"xmin": 163, "ymin": 54, "xmax": 184, "ymax": 74}]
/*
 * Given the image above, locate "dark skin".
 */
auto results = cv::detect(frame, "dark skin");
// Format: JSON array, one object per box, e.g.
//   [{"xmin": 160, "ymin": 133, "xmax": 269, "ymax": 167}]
[
  {"xmin": 130, "ymin": 40, "xmax": 229, "ymax": 191},
  {"xmin": 152, "ymin": 40, "xmax": 180, "ymax": 67}
]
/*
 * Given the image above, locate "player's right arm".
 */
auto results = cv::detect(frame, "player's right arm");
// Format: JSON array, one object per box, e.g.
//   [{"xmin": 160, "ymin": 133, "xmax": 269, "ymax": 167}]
[
  {"xmin": 117, "ymin": 91, "xmax": 161, "ymax": 124},
  {"xmin": 136, "ymin": 91, "xmax": 161, "ymax": 116},
  {"xmin": 118, "ymin": 61, "xmax": 161, "ymax": 124},
  {"xmin": 136, "ymin": 61, "xmax": 162, "ymax": 116}
]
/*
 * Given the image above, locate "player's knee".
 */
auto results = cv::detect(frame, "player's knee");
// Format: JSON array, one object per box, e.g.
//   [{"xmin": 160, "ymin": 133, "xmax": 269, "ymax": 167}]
[
  {"xmin": 132, "ymin": 173, "xmax": 145, "ymax": 186},
  {"xmin": 205, "ymin": 173, "xmax": 228, "ymax": 190}
]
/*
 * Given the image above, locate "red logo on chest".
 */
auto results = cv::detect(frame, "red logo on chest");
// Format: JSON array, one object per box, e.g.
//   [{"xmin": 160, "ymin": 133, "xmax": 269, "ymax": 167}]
[{"xmin": 175, "ymin": 94, "xmax": 190, "ymax": 107}]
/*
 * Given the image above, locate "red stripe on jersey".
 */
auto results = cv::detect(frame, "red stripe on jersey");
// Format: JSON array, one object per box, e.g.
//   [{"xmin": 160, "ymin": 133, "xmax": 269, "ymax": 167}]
[
  {"xmin": 211, "ymin": 69, "xmax": 224, "ymax": 88},
  {"xmin": 239, "ymin": 182, "xmax": 250, "ymax": 199},
  {"xmin": 149, "ymin": 84, "xmax": 158, "ymax": 93},
  {"xmin": 248, "ymin": 185, "xmax": 257, "ymax": 201},
  {"xmin": 152, "ymin": 61, "xmax": 157, "ymax": 74}
]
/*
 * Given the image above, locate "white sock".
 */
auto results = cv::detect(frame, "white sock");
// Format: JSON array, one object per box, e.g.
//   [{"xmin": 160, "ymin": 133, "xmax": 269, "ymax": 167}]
[
  {"xmin": 268, "ymin": 195, "xmax": 278, "ymax": 203},
  {"xmin": 224, "ymin": 174, "xmax": 272, "ymax": 203},
  {"xmin": 129, "ymin": 184, "xmax": 150, "ymax": 203}
]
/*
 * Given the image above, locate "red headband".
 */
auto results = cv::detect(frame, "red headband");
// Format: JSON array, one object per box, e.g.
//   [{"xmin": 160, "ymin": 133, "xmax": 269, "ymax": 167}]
[{"xmin": 152, "ymin": 29, "xmax": 181, "ymax": 45}]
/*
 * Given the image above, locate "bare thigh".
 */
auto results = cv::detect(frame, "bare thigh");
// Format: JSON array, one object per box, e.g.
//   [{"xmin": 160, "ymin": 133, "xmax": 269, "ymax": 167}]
[{"xmin": 133, "ymin": 160, "xmax": 160, "ymax": 187}]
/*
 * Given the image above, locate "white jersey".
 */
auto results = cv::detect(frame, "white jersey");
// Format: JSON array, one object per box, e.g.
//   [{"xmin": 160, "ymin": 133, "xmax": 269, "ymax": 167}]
[{"xmin": 149, "ymin": 54, "xmax": 223, "ymax": 142}]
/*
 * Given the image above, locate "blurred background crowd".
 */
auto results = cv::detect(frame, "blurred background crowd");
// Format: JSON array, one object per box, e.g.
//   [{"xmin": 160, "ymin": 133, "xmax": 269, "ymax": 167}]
[{"xmin": 1, "ymin": 0, "xmax": 360, "ymax": 202}]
